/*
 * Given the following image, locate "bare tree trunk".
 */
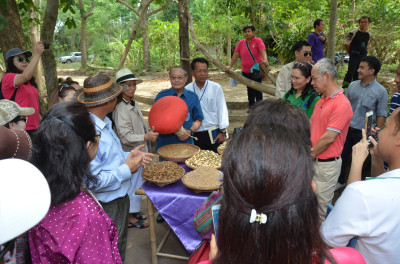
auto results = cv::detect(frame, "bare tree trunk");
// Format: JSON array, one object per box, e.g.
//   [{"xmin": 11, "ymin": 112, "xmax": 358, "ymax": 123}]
[
  {"xmin": 29, "ymin": 0, "xmax": 45, "ymax": 91},
  {"xmin": 79, "ymin": 0, "xmax": 95, "ymax": 71},
  {"xmin": 178, "ymin": 0, "xmax": 191, "ymax": 84},
  {"xmin": 327, "ymin": 0, "xmax": 338, "ymax": 60},
  {"xmin": 227, "ymin": 8, "xmax": 231, "ymax": 63},
  {"xmin": 188, "ymin": 12, "xmax": 275, "ymax": 96},
  {"xmin": 71, "ymin": 29, "xmax": 75, "ymax": 50},
  {"xmin": 0, "ymin": 0, "xmax": 26, "ymax": 60},
  {"xmin": 40, "ymin": 0, "xmax": 59, "ymax": 99},
  {"xmin": 140, "ymin": 9, "xmax": 150, "ymax": 69},
  {"xmin": 116, "ymin": 0, "xmax": 153, "ymax": 71}
]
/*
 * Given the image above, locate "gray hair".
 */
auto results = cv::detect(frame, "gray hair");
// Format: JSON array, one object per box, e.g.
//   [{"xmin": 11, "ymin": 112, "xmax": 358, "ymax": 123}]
[
  {"xmin": 169, "ymin": 66, "xmax": 188, "ymax": 76},
  {"xmin": 314, "ymin": 58, "xmax": 337, "ymax": 79}
]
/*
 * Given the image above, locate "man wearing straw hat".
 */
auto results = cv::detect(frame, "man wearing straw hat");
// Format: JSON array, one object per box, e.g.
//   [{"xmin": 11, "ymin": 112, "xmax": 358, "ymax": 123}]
[{"xmin": 76, "ymin": 73, "xmax": 153, "ymax": 261}]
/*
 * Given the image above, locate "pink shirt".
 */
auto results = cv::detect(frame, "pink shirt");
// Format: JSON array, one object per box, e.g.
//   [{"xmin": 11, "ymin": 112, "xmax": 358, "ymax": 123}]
[
  {"xmin": 234, "ymin": 37, "xmax": 266, "ymax": 73},
  {"xmin": 310, "ymin": 89, "xmax": 353, "ymax": 159},
  {"xmin": 1, "ymin": 72, "xmax": 40, "ymax": 130},
  {"xmin": 29, "ymin": 191, "xmax": 122, "ymax": 264}
]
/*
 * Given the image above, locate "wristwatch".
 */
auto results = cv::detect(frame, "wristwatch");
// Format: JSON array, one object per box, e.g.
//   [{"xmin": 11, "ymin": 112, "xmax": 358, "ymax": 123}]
[{"xmin": 189, "ymin": 129, "xmax": 194, "ymax": 136}]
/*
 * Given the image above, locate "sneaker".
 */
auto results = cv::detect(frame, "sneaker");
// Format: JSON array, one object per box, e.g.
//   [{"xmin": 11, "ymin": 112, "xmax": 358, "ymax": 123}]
[{"xmin": 335, "ymin": 182, "xmax": 345, "ymax": 191}]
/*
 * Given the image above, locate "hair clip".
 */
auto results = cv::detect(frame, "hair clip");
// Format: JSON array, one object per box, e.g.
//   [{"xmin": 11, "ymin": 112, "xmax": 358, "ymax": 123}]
[{"xmin": 250, "ymin": 209, "xmax": 267, "ymax": 224}]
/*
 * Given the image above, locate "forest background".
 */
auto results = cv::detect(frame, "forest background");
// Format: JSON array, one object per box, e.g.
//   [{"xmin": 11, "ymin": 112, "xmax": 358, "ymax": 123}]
[{"xmin": 0, "ymin": 0, "xmax": 399, "ymax": 104}]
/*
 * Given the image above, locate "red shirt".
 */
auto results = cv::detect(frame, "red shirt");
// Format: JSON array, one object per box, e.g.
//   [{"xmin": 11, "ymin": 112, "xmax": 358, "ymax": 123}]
[
  {"xmin": 310, "ymin": 89, "xmax": 353, "ymax": 159},
  {"xmin": 1, "ymin": 73, "xmax": 40, "ymax": 130},
  {"xmin": 235, "ymin": 37, "xmax": 266, "ymax": 73}
]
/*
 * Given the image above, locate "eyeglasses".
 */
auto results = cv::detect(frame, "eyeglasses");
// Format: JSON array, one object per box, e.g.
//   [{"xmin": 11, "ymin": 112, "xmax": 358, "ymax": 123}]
[
  {"xmin": 303, "ymin": 52, "xmax": 312, "ymax": 57},
  {"xmin": 195, "ymin": 69, "xmax": 208, "ymax": 74},
  {"xmin": 96, "ymin": 131, "xmax": 101, "ymax": 138},
  {"xmin": 16, "ymin": 57, "xmax": 30, "ymax": 63},
  {"xmin": 171, "ymin": 76, "xmax": 185, "ymax": 81}
]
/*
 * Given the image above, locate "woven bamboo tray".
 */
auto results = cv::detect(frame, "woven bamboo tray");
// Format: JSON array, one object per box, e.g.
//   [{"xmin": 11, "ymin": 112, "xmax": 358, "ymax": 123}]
[
  {"xmin": 142, "ymin": 161, "xmax": 185, "ymax": 187},
  {"xmin": 185, "ymin": 150, "xmax": 222, "ymax": 170},
  {"xmin": 182, "ymin": 166, "xmax": 222, "ymax": 193},
  {"xmin": 157, "ymin": 144, "xmax": 200, "ymax": 163}
]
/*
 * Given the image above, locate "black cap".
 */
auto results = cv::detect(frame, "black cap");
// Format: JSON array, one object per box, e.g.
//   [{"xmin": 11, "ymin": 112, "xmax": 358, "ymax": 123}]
[{"xmin": 6, "ymin": 48, "xmax": 32, "ymax": 61}]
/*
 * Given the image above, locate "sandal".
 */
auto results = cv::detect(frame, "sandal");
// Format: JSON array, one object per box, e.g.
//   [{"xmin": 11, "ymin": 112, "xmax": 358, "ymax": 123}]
[
  {"xmin": 128, "ymin": 219, "xmax": 149, "ymax": 229},
  {"xmin": 132, "ymin": 211, "xmax": 148, "ymax": 221}
]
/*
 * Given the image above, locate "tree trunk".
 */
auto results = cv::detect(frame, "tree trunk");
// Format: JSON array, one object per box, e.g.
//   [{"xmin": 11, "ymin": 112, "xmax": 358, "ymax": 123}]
[
  {"xmin": 140, "ymin": 9, "xmax": 150, "ymax": 69},
  {"xmin": 178, "ymin": 0, "xmax": 191, "ymax": 84},
  {"xmin": 326, "ymin": 0, "xmax": 338, "ymax": 60},
  {"xmin": 40, "ymin": 0, "xmax": 59, "ymax": 99},
  {"xmin": 29, "ymin": 0, "xmax": 45, "ymax": 91},
  {"xmin": 0, "ymin": 0, "xmax": 26, "ymax": 60},
  {"xmin": 227, "ymin": 8, "xmax": 231, "ymax": 63},
  {"xmin": 116, "ymin": 0, "xmax": 153, "ymax": 71},
  {"xmin": 79, "ymin": 0, "xmax": 95, "ymax": 71}
]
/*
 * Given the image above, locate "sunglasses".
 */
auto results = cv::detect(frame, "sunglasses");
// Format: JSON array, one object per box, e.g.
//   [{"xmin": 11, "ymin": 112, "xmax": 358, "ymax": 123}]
[
  {"xmin": 16, "ymin": 57, "xmax": 30, "ymax": 63},
  {"xmin": 303, "ymin": 52, "xmax": 312, "ymax": 57},
  {"xmin": 59, "ymin": 83, "xmax": 71, "ymax": 92}
]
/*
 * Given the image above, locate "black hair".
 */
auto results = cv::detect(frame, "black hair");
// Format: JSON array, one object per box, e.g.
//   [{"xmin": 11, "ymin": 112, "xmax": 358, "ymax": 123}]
[
  {"xmin": 288, "ymin": 62, "xmax": 315, "ymax": 99},
  {"xmin": 359, "ymin": 16, "xmax": 371, "ymax": 23},
  {"xmin": 214, "ymin": 123, "xmax": 336, "ymax": 264},
  {"xmin": 244, "ymin": 99, "xmax": 311, "ymax": 147},
  {"xmin": 361, "ymin": 56, "xmax": 381, "ymax": 76},
  {"xmin": 292, "ymin": 40, "xmax": 311, "ymax": 55},
  {"xmin": 48, "ymin": 77, "xmax": 80, "ymax": 108},
  {"xmin": 314, "ymin": 19, "xmax": 323, "ymax": 29},
  {"xmin": 4, "ymin": 115, "xmax": 26, "ymax": 129},
  {"xmin": 5, "ymin": 56, "xmax": 37, "ymax": 88},
  {"xmin": 31, "ymin": 101, "xmax": 98, "ymax": 206},
  {"xmin": 242, "ymin": 24, "xmax": 255, "ymax": 32},
  {"xmin": 191, "ymin": 57, "xmax": 209, "ymax": 70}
]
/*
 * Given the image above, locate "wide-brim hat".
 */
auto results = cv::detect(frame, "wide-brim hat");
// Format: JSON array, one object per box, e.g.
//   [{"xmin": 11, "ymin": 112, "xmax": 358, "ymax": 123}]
[
  {"xmin": 0, "ymin": 126, "xmax": 32, "ymax": 161},
  {"xmin": 0, "ymin": 159, "xmax": 51, "ymax": 244},
  {"xmin": 115, "ymin": 69, "xmax": 143, "ymax": 85},
  {"xmin": 76, "ymin": 73, "xmax": 126, "ymax": 107},
  {"xmin": 0, "ymin": 99, "xmax": 35, "ymax": 126},
  {"xmin": 5, "ymin": 48, "xmax": 32, "ymax": 61}
]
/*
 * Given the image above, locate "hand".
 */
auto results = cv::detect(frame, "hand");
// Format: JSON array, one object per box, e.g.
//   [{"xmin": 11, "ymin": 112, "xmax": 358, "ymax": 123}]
[
  {"xmin": 36, "ymin": 41, "xmax": 45, "ymax": 56},
  {"xmin": 126, "ymin": 145, "xmax": 153, "ymax": 172},
  {"xmin": 175, "ymin": 128, "xmax": 190, "ymax": 141},
  {"xmin": 226, "ymin": 65, "xmax": 232, "ymax": 71},
  {"xmin": 369, "ymin": 126, "xmax": 381, "ymax": 156},
  {"xmin": 144, "ymin": 127, "xmax": 159, "ymax": 142},
  {"xmin": 209, "ymin": 234, "xmax": 219, "ymax": 260},
  {"xmin": 261, "ymin": 59, "xmax": 269, "ymax": 67},
  {"xmin": 214, "ymin": 132, "xmax": 226, "ymax": 144},
  {"xmin": 318, "ymin": 35, "xmax": 326, "ymax": 42},
  {"xmin": 351, "ymin": 128, "xmax": 369, "ymax": 165}
]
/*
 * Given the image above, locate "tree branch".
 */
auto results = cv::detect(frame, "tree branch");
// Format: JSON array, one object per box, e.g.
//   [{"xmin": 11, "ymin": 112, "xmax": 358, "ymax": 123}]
[
  {"xmin": 148, "ymin": 0, "xmax": 173, "ymax": 16},
  {"xmin": 116, "ymin": 0, "xmax": 140, "ymax": 16},
  {"xmin": 188, "ymin": 12, "xmax": 276, "ymax": 96}
]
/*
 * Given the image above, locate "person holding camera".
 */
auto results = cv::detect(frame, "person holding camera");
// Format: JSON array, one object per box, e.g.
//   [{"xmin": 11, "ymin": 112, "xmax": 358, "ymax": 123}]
[{"xmin": 1, "ymin": 42, "xmax": 45, "ymax": 134}]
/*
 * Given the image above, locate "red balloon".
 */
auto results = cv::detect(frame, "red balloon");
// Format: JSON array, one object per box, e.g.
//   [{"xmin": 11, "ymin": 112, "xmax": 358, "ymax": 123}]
[{"xmin": 149, "ymin": 96, "xmax": 188, "ymax": 134}]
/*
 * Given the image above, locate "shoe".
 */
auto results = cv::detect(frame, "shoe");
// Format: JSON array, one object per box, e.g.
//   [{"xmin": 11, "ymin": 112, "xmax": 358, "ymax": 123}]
[
  {"xmin": 247, "ymin": 107, "xmax": 253, "ymax": 113},
  {"xmin": 128, "ymin": 219, "xmax": 149, "ymax": 229},
  {"xmin": 156, "ymin": 214, "xmax": 165, "ymax": 223},
  {"xmin": 132, "ymin": 211, "xmax": 147, "ymax": 221},
  {"xmin": 335, "ymin": 182, "xmax": 345, "ymax": 191}
]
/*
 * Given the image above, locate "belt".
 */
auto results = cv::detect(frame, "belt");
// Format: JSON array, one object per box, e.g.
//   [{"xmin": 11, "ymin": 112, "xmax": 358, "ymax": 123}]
[
  {"xmin": 349, "ymin": 127, "xmax": 361, "ymax": 132},
  {"xmin": 315, "ymin": 157, "xmax": 340, "ymax": 162},
  {"xmin": 193, "ymin": 130, "xmax": 208, "ymax": 134}
]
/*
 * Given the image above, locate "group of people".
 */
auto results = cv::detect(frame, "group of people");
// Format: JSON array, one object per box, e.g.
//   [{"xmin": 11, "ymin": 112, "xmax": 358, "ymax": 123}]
[{"xmin": 1, "ymin": 15, "xmax": 400, "ymax": 264}]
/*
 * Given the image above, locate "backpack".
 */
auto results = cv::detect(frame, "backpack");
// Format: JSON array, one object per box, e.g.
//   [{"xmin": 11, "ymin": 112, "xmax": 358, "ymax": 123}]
[{"xmin": 284, "ymin": 91, "xmax": 319, "ymax": 109}]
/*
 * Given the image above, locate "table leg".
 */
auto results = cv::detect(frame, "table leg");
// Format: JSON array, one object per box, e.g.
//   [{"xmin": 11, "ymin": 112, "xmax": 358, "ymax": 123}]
[{"xmin": 147, "ymin": 197, "xmax": 158, "ymax": 264}]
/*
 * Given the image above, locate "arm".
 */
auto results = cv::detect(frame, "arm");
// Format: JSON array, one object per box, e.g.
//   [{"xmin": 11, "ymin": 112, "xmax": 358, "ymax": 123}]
[
  {"xmin": 260, "ymin": 49, "xmax": 269, "ymax": 67},
  {"xmin": 215, "ymin": 87, "xmax": 229, "ymax": 143},
  {"xmin": 226, "ymin": 52, "xmax": 240, "ymax": 70},
  {"xmin": 275, "ymin": 65, "xmax": 291, "ymax": 98},
  {"xmin": 312, "ymin": 129, "xmax": 339, "ymax": 157},
  {"xmin": 113, "ymin": 106, "xmax": 147, "ymax": 146},
  {"xmin": 14, "ymin": 42, "xmax": 44, "ymax": 86},
  {"xmin": 344, "ymin": 44, "xmax": 350, "ymax": 54}
]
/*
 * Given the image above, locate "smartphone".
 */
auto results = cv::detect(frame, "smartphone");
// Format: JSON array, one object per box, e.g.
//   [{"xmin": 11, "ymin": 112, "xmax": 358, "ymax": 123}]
[
  {"xmin": 365, "ymin": 110, "xmax": 373, "ymax": 143},
  {"xmin": 211, "ymin": 205, "xmax": 221, "ymax": 240}
]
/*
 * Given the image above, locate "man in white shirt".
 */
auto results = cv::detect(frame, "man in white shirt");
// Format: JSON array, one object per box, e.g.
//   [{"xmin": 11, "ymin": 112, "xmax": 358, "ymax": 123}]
[
  {"xmin": 275, "ymin": 41, "xmax": 313, "ymax": 98},
  {"xmin": 321, "ymin": 107, "xmax": 400, "ymax": 264},
  {"xmin": 185, "ymin": 57, "xmax": 229, "ymax": 152}
]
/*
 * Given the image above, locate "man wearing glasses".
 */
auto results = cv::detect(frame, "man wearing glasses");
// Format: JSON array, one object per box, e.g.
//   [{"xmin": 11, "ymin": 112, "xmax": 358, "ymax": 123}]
[
  {"xmin": 275, "ymin": 41, "xmax": 314, "ymax": 98},
  {"xmin": 186, "ymin": 57, "xmax": 229, "ymax": 152}
]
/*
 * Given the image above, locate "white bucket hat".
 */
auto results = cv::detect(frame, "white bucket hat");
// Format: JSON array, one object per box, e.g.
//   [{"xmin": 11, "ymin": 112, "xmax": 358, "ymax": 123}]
[
  {"xmin": 0, "ymin": 159, "xmax": 51, "ymax": 244},
  {"xmin": 115, "ymin": 69, "xmax": 143, "ymax": 84}
]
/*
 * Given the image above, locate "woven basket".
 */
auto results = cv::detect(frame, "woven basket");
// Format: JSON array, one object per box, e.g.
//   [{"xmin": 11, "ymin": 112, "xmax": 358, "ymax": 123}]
[
  {"xmin": 157, "ymin": 144, "xmax": 200, "ymax": 163},
  {"xmin": 185, "ymin": 150, "xmax": 222, "ymax": 170},
  {"xmin": 142, "ymin": 161, "xmax": 185, "ymax": 187},
  {"xmin": 217, "ymin": 141, "xmax": 229, "ymax": 155},
  {"xmin": 182, "ymin": 166, "xmax": 222, "ymax": 193}
]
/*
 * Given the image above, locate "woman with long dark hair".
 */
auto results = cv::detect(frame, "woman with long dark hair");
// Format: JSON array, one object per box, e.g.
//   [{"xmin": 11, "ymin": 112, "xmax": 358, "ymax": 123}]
[
  {"xmin": 48, "ymin": 77, "xmax": 80, "ymax": 108},
  {"xmin": 199, "ymin": 123, "xmax": 365, "ymax": 264},
  {"xmin": 282, "ymin": 62, "xmax": 320, "ymax": 118},
  {"xmin": 29, "ymin": 102, "xmax": 122, "ymax": 263},
  {"xmin": 1, "ymin": 43, "xmax": 44, "ymax": 134}
]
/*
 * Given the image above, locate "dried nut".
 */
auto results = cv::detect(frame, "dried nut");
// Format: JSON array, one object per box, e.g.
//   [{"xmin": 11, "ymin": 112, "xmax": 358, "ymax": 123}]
[{"xmin": 186, "ymin": 150, "xmax": 221, "ymax": 168}]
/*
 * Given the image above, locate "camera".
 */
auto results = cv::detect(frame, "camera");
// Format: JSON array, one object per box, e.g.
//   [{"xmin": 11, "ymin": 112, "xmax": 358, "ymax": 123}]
[{"xmin": 43, "ymin": 42, "xmax": 50, "ymax": 49}]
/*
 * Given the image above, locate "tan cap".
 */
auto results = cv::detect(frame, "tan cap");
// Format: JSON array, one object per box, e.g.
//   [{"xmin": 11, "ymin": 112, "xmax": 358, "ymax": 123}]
[{"xmin": 0, "ymin": 99, "xmax": 35, "ymax": 126}]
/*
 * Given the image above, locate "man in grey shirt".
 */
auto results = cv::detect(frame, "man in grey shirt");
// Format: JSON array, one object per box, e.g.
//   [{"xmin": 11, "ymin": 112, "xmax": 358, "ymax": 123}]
[{"xmin": 337, "ymin": 56, "xmax": 388, "ymax": 188}]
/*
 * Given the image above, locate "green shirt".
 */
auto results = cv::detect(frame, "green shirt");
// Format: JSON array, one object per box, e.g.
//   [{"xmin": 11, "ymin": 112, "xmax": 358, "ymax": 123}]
[{"xmin": 282, "ymin": 89, "xmax": 320, "ymax": 118}]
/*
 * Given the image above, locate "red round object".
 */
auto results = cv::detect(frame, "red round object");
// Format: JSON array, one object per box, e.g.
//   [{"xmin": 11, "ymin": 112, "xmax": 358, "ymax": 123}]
[{"xmin": 148, "ymin": 96, "xmax": 188, "ymax": 134}]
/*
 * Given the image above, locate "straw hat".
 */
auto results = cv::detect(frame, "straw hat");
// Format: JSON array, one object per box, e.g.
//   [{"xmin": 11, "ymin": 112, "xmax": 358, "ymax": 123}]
[
  {"xmin": 115, "ymin": 69, "xmax": 143, "ymax": 84},
  {"xmin": 0, "ymin": 159, "xmax": 51, "ymax": 244},
  {"xmin": 76, "ymin": 73, "xmax": 126, "ymax": 107},
  {"xmin": 0, "ymin": 99, "xmax": 35, "ymax": 126},
  {"xmin": 0, "ymin": 126, "xmax": 32, "ymax": 161}
]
